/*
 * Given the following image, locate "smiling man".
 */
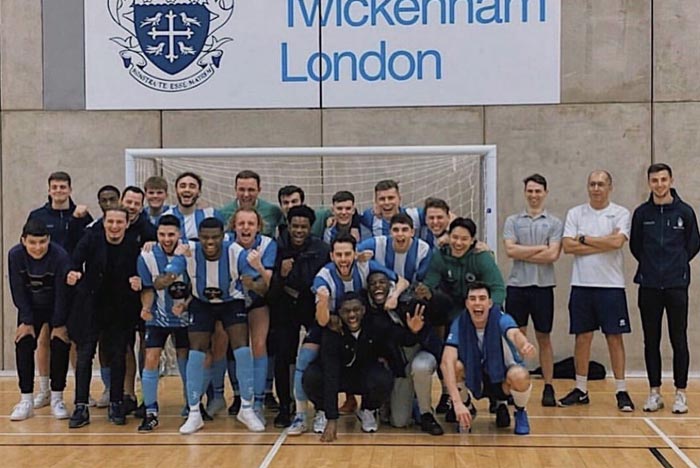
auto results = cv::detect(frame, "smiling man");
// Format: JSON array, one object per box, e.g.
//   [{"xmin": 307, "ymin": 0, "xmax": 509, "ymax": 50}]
[
  {"xmin": 503, "ymin": 174, "xmax": 563, "ymax": 407},
  {"xmin": 219, "ymin": 170, "xmax": 284, "ymax": 238},
  {"xmin": 8, "ymin": 219, "xmax": 71, "ymax": 422},
  {"xmin": 441, "ymin": 282, "xmax": 536, "ymax": 435},
  {"xmin": 630, "ymin": 163, "xmax": 700, "ymax": 414},
  {"xmin": 360, "ymin": 180, "xmax": 424, "ymax": 238},
  {"xmin": 358, "ymin": 213, "xmax": 432, "ymax": 283},
  {"xmin": 164, "ymin": 172, "xmax": 225, "ymax": 242}
]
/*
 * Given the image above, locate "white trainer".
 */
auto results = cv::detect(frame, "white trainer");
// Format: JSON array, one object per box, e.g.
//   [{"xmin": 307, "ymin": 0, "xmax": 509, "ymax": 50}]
[
  {"xmin": 10, "ymin": 400, "xmax": 34, "ymax": 421},
  {"xmin": 33, "ymin": 390, "xmax": 50, "ymax": 409},
  {"xmin": 179, "ymin": 410, "xmax": 204, "ymax": 435},
  {"xmin": 313, "ymin": 410, "xmax": 327, "ymax": 434},
  {"xmin": 96, "ymin": 389, "xmax": 110, "ymax": 408},
  {"xmin": 237, "ymin": 407, "xmax": 265, "ymax": 432},
  {"xmin": 51, "ymin": 399, "xmax": 70, "ymax": 420},
  {"xmin": 643, "ymin": 393, "xmax": 664, "ymax": 412},
  {"xmin": 356, "ymin": 409, "xmax": 378, "ymax": 433},
  {"xmin": 672, "ymin": 392, "xmax": 688, "ymax": 414},
  {"xmin": 254, "ymin": 407, "xmax": 267, "ymax": 427},
  {"xmin": 287, "ymin": 413, "xmax": 308, "ymax": 436}
]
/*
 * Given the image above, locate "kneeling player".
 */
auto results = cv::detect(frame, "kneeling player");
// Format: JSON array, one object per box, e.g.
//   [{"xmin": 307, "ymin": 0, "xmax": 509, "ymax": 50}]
[
  {"xmin": 302, "ymin": 293, "xmax": 427, "ymax": 442},
  {"xmin": 441, "ymin": 282, "xmax": 536, "ymax": 435},
  {"xmin": 136, "ymin": 215, "xmax": 191, "ymax": 431}
]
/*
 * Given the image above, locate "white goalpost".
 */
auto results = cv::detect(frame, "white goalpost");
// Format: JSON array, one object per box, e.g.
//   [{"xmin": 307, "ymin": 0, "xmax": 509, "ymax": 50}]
[{"xmin": 124, "ymin": 145, "xmax": 498, "ymax": 254}]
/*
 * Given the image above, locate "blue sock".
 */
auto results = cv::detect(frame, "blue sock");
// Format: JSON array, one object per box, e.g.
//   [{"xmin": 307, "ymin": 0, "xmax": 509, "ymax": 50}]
[
  {"xmin": 177, "ymin": 357, "xmax": 188, "ymax": 405},
  {"xmin": 211, "ymin": 358, "xmax": 226, "ymax": 399},
  {"xmin": 294, "ymin": 348, "xmax": 317, "ymax": 403},
  {"xmin": 254, "ymin": 355, "xmax": 268, "ymax": 410},
  {"xmin": 233, "ymin": 347, "xmax": 254, "ymax": 405},
  {"xmin": 100, "ymin": 367, "xmax": 111, "ymax": 389},
  {"xmin": 227, "ymin": 358, "xmax": 239, "ymax": 393},
  {"xmin": 142, "ymin": 368, "xmax": 159, "ymax": 412},
  {"xmin": 186, "ymin": 350, "xmax": 206, "ymax": 407},
  {"xmin": 266, "ymin": 355, "xmax": 275, "ymax": 393}
]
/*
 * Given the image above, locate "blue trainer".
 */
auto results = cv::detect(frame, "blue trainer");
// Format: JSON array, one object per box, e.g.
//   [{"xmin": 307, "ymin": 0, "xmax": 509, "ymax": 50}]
[{"xmin": 514, "ymin": 408, "xmax": 530, "ymax": 435}]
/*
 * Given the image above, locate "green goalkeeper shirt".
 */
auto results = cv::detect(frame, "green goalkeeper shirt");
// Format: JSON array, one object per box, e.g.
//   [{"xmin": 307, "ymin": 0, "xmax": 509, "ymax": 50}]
[{"xmin": 219, "ymin": 197, "xmax": 284, "ymax": 238}]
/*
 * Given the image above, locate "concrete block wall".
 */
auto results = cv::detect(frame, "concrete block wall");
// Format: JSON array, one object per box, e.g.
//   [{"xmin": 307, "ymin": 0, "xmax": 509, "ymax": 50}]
[{"xmin": 0, "ymin": 0, "xmax": 696, "ymax": 376}]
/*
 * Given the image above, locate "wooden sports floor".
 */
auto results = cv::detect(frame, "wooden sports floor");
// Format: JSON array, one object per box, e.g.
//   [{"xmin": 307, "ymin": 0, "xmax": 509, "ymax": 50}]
[{"xmin": 0, "ymin": 377, "xmax": 698, "ymax": 468}]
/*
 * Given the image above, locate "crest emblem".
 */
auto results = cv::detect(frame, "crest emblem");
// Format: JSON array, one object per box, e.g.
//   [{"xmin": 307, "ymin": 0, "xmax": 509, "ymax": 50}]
[{"xmin": 107, "ymin": 0, "xmax": 234, "ymax": 92}]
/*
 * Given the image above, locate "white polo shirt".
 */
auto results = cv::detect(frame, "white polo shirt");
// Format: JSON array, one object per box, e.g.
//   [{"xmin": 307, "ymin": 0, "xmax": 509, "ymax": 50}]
[{"xmin": 563, "ymin": 202, "xmax": 630, "ymax": 288}]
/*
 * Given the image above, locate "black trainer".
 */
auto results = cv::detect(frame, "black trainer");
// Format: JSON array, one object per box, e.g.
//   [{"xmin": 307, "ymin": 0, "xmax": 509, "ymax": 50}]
[
  {"xmin": 228, "ymin": 395, "xmax": 241, "ymax": 416},
  {"xmin": 542, "ymin": 384, "xmax": 556, "ymax": 407},
  {"xmin": 436, "ymin": 393, "xmax": 450, "ymax": 414},
  {"xmin": 69, "ymin": 404, "xmax": 90, "ymax": 429},
  {"xmin": 138, "ymin": 413, "xmax": 159, "ymax": 432},
  {"xmin": 108, "ymin": 401, "xmax": 126, "ymax": 425},
  {"xmin": 122, "ymin": 395, "xmax": 137, "ymax": 415},
  {"xmin": 265, "ymin": 393, "xmax": 280, "ymax": 410},
  {"xmin": 558, "ymin": 388, "xmax": 590, "ymax": 407},
  {"xmin": 134, "ymin": 403, "xmax": 146, "ymax": 419},
  {"xmin": 274, "ymin": 405, "xmax": 292, "ymax": 428},
  {"xmin": 199, "ymin": 403, "xmax": 213, "ymax": 421},
  {"xmin": 495, "ymin": 403, "xmax": 510, "ymax": 428},
  {"xmin": 420, "ymin": 413, "xmax": 444, "ymax": 436},
  {"xmin": 616, "ymin": 391, "xmax": 635, "ymax": 412}
]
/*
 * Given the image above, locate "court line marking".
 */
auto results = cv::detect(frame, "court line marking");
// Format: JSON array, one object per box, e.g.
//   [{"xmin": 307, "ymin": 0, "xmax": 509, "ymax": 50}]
[
  {"xmin": 644, "ymin": 417, "xmax": 698, "ymax": 468},
  {"xmin": 258, "ymin": 429, "xmax": 288, "ymax": 468},
  {"xmin": 650, "ymin": 447, "xmax": 675, "ymax": 468}
]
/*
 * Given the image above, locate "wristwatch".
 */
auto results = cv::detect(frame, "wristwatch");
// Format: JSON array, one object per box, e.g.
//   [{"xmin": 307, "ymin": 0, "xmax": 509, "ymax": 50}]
[{"xmin": 578, "ymin": 235, "xmax": 586, "ymax": 245}]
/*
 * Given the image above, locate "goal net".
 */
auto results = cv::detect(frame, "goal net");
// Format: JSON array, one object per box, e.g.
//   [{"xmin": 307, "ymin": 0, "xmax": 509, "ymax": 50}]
[{"xmin": 125, "ymin": 145, "xmax": 498, "ymax": 250}]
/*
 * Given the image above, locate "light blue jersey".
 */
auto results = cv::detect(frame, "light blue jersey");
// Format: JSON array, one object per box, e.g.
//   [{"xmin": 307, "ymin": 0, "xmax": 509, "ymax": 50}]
[
  {"xmin": 234, "ymin": 234, "xmax": 277, "ymax": 306},
  {"xmin": 358, "ymin": 235, "xmax": 432, "ymax": 282},
  {"xmin": 143, "ymin": 205, "xmax": 173, "ymax": 226},
  {"xmin": 137, "ymin": 244, "xmax": 190, "ymax": 328}
]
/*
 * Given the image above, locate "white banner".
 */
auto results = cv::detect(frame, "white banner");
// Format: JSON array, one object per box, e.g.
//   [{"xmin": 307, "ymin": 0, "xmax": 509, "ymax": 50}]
[{"xmin": 85, "ymin": 0, "xmax": 560, "ymax": 109}]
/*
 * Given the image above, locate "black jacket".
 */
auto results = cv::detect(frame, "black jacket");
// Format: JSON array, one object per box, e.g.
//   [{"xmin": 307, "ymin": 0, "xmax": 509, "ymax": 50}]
[
  {"xmin": 27, "ymin": 199, "xmax": 93, "ymax": 254},
  {"xmin": 630, "ymin": 189, "xmax": 700, "ymax": 288},
  {"xmin": 268, "ymin": 232, "xmax": 330, "ymax": 323},
  {"xmin": 67, "ymin": 228, "xmax": 141, "ymax": 342},
  {"xmin": 318, "ymin": 316, "xmax": 426, "ymax": 420},
  {"xmin": 7, "ymin": 242, "xmax": 70, "ymax": 327}
]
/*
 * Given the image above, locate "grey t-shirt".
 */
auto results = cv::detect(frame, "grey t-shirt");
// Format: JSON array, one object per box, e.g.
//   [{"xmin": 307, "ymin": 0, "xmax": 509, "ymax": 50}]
[{"xmin": 503, "ymin": 210, "xmax": 563, "ymax": 287}]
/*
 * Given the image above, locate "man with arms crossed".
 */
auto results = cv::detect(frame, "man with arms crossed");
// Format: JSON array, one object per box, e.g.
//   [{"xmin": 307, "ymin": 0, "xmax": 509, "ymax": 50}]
[
  {"xmin": 503, "ymin": 174, "xmax": 562, "ymax": 406},
  {"xmin": 630, "ymin": 163, "xmax": 700, "ymax": 413},
  {"xmin": 559, "ymin": 170, "xmax": 634, "ymax": 411}
]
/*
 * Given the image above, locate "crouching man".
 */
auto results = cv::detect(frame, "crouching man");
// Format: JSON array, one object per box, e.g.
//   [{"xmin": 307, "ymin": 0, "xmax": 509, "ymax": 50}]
[
  {"xmin": 441, "ymin": 282, "xmax": 536, "ymax": 435},
  {"xmin": 303, "ymin": 292, "xmax": 428, "ymax": 442}
]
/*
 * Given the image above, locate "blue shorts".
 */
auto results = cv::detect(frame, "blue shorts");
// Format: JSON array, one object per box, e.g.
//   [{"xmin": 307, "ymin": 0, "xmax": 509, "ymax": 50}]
[
  {"xmin": 144, "ymin": 326, "xmax": 189, "ymax": 349},
  {"xmin": 506, "ymin": 286, "xmax": 554, "ymax": 333},
  {"xmin": 189, "ymin": 298, "xmax": 247, "ymax": 333},
  {"xmin": 568, "ymin": 287, "xmax": 630, "ymax": 335}
]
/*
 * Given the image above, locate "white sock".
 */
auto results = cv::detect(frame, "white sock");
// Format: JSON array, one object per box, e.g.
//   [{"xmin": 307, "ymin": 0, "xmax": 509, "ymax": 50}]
[
  {"xmin": 189, "ymin": 404, "xmax": 200, "ymax": 413},
  {"xmin": 21, "ymin": 393, "xmax": 33, "ymax": 403},
  {"xmin": 676, "ymin": 388, "xmax": 686, "ymax": 395},
  {"xmin": 575, "ymin": 375, "xmax": 588, "ymax": 393},
  {"xmin": 295, "ymin": 399, "xmax": 307, "ymax": 415},
  {"xmin": 39, "ymin": 376, "xmax": 49, "ymax": 393},
  {"xmin": 51, "ymin": 391, "xmax": 63, "ymax": 402},
  {"xmin": 615, "ymin": 379, "xmax": 626, "ymax": 393},
  {"xmin": 510, "ymin": 384, "xmax": 532, "ymax": 409},
  {"xmin": 650, "ymin": 387, "xmax": 660, "ymax": 395},
  {"xmin": 241, "ymin": 397, "xmax": 253, "ymax": 409}
]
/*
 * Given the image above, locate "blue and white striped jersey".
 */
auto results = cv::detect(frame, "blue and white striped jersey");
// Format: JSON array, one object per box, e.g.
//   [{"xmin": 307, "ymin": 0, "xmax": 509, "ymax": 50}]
[
  {"xmin": 357, "ymin": 235, "xmax": 432, "ymax": 282},
  {"xmin": 163, "ymin": 205, "xmax": 226, "ymax": 242},
  {"xmin": 233, "ymin": 234, "xmax": 277, "ymax": 306},
  {"xmin": 167, "ymin": 240, "xmax": 245, "ymax": 303},
  {"xmin": 360, "ymin": 207, "xmax": 425, "ymax": 237},
  {"xmin": 312, "ymin": 260, "xmax": 398, "ymax": 313},
  {"xmin": 143, "ymin": 205, "xmax": 173, "ymax": 226},
  {"xmin": 137, "ymin": 244, "xmax": 189, "ymax": 328}
]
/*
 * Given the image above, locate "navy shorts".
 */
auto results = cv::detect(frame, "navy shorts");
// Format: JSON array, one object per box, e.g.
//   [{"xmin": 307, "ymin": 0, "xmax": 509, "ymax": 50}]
[
  {"xmin": 569, "ymin": 286, "xmax": 630, "ymax": 335},
  {"xmin": 189, "ymin": 298, "xmax": 247, "ymax": 333},
  {"xmin": 246, "ymin": 296, "xmax": 267, "ymax": 312},
  {"xmin": 506, "ymin": 286, "xmax": 554, "ymax": 333},
  {"xmin": 144, "ymin": 326, "xmax": 189, "ymax": 349}
]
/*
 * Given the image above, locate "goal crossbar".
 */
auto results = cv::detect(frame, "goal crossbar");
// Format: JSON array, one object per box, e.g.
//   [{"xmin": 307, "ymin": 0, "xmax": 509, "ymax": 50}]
[{"xmin": 124, "ymin": 145, "xmax": 498, "ymax": 254}]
